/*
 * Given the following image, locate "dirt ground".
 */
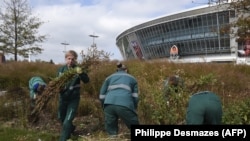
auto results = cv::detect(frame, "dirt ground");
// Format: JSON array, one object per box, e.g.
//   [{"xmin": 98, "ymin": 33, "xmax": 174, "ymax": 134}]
[
  {"xmin": 27, "ymin": 112, "xmax": 130, "ymax": 139},
  {"xmin": 1, "ymin": 87, "xmax": 131, "ymax": 140},
  {"xmin": 26, "ymin": 111, "xmax": 104, "ymax": 136}
]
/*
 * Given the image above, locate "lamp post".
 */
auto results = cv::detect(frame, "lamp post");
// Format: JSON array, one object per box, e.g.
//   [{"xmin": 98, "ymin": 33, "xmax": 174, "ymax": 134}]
[
  {"xmin": 89, "ymin": 33, "xmax": 99, "ymax": 59},
  {"xmin": 89, "ymin": 34, "xmax": 99, "ymax": 47},
  {"xmin": 61, "ymin": 42, "xmax": 69, "ymax": 53}
]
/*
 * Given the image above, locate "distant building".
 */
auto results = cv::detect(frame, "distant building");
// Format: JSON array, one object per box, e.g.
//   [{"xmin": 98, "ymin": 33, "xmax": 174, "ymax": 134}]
[{"xmin": 116, "ymin": 1, "xmax": 245, "ymax": 63}]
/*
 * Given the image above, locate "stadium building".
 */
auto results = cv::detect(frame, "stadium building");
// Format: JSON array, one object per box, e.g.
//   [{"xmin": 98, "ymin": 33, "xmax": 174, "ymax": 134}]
[{"xmin": 116, "ymin": 1, "xmax": 250, "ymax": 64}]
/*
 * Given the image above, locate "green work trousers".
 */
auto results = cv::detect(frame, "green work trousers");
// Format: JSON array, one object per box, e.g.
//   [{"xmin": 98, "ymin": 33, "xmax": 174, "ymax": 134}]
[
  {"xmin": 104, "ymin": 104, "xmax": 139, "ymax": 135},
  {"xmin": 186, "ymin": 91, "xmax": 222, "ymax": 124},
  {"xmin": 58, "ymin": 95, "xmax": 79, "ymax": 141}
]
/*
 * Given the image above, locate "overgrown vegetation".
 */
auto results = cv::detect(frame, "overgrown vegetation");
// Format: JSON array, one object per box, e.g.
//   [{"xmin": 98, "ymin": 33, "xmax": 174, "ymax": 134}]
[{"xmin": 0, "ymin": 60, "xmax": 250, "ymax": 140}]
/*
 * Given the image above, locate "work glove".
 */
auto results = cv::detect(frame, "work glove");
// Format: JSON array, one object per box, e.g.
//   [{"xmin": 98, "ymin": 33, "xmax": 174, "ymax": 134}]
[
  {"xmin": 75, "ymin": 66, "xmax": 83, "ymax": 74},
  {"xmin": 33, "ymin": 93, "xmax": 37, "ymax": 99},
  {"xmin": 76, "ymin": 66, "xmax": 89, "ymax": 74}
]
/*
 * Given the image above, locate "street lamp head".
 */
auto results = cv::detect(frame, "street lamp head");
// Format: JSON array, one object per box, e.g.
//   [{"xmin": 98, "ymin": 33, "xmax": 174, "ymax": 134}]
[
  {"xmin": 61, "ymin": 42, "xmax": 70, "ymax": 53},
  {"xmin": 61, "ymin": 42, "xmax": 69, "ymax": 45},
  {"xmin": 89, "ymin": 35, "xmax": 99, "ymax": 38}
]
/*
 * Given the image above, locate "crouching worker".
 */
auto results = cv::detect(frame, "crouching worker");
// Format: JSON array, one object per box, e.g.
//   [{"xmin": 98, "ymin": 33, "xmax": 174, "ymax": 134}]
[
  {"xmin": 186, "ymin": 91, "xmax": 222, "ymax": 125},
  {"xmin": 163, "ymin": 75, "xmax": 184, "ymax": 97},
  {"xmin": 28, "ymin": 76, "xmax": 46, "ymax": 111}
]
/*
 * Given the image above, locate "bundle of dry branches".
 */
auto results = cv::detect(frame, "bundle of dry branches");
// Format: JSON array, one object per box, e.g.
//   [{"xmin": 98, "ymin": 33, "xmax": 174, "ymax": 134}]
[{"xmin": 28, "ymin": 66, "xmax": 85, "ymax": 124}]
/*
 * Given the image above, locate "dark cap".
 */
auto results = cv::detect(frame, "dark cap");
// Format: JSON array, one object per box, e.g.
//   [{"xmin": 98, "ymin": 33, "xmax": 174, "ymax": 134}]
[
  {"xmin": 117, "ymin": 62, "xmax": 122, "ymax": 68},
  {"xmin": 116, "ymin": 62, "xmax": 127, "ymax": 71}
]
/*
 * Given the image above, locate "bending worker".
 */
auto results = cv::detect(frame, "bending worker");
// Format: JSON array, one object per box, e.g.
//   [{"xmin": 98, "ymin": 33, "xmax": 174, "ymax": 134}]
[
  {"xmin": 28, "ymin": 76, "xmax": 46, "ymax": 110},
  {"xmin": 99, "ymin": 62, "xmax": 139, "ymax": 137},
  {"xmin": 186, "ymin": 91, "xmax": 222, "ymax": 124},
  {"xmin": 163, "ymin": 75, "xmax": 184, "ymax": 96}
]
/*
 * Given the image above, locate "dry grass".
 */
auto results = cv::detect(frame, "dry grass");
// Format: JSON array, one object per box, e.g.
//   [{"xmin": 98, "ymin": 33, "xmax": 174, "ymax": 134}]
[{"xmin": 0, "ymin": 60, "xmax": 250, "ymax": 140}]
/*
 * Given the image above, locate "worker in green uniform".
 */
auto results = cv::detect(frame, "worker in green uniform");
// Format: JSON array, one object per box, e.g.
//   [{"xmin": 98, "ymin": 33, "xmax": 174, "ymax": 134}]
[
  {"xmin": 163, "ymin": 75, "xmax": 184, "ymax": 97},
  {"xmin": 186, "ymin": 91, "xmax": 222, "ymax": 124},
  {"xmin": 28, "ymin": 76, "xmax": 46, "ymax": 110},
  {"xmin": 57, "ymin": 50, "xmax": 89, "ymax": 141},
  {"xmin": 99, "ymin": 62, "xmax": 139, "ymax": 137}
]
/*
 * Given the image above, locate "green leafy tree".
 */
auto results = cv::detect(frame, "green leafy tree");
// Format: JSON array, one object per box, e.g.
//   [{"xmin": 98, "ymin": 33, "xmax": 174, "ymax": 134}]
[
  {"xmin": 229, "ymin": 0, "xmax": 250, "ymax": 42},
  {"xmin": 0, "ymin": 0, "xmax": 47, "ymax": 61}
]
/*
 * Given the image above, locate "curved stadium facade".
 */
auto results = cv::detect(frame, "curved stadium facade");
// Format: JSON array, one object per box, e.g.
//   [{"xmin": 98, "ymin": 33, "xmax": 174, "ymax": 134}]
[{"xmin": 116, "ymin": 2, "xmax": 249, "ymax": 64}]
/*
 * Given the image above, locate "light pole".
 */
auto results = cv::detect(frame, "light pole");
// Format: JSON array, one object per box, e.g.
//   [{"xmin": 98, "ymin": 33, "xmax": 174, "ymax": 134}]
[
  {"xmin": 89, "ymin": 33, "xmax": 99, "ymax": 59},
  {"xmin": 89, "ymin": 34, "xmax": 99, "ymax": 47},
  {"xmin": 61, "ymin": 42, "xmax": 69, "ymax": 53}
]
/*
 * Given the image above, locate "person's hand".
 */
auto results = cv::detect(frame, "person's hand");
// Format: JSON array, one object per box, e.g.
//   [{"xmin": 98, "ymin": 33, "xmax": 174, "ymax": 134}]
[
  {"xmin": 49, "ymin": 81, "xmax": 54, "ymax": 86},
  {"xmin": 33, "ymin": 93, "xmax": 37, "ymax": 99},
  {"xmin": 75, "ymin": 67, "xmax": 83, "ymax": 74},
  {"xmin": 37, "ymin": 84, "xmax": 46, "ymax": 94}
]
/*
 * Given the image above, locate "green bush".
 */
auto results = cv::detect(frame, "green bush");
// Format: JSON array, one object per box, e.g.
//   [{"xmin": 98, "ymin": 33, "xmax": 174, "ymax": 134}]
[{"xmin": 222, "ymin": 98, "xmax": 250, "ymax": 124}]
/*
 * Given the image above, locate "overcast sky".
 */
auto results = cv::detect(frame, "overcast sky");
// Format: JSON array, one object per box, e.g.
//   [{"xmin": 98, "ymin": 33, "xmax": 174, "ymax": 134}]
[{"xmin": 5, "ymin": 0, "xmax": 210, "ymax": 64}]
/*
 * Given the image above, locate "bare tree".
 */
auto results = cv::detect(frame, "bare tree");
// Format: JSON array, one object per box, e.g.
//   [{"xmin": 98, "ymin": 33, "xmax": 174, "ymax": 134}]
[
  {"xmin": 0, "ymin": 0, "xmax": 47, "ymax": 61},
  {"xmin": 229, "ymin": 0, "xmax": 250, "ymax": 42}
]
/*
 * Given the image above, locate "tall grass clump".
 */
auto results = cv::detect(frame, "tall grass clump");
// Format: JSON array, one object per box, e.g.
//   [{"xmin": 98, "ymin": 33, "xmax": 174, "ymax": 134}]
[{"xmin": 0, "ymin": 61, "xmax": 58, "ymax": 91}]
